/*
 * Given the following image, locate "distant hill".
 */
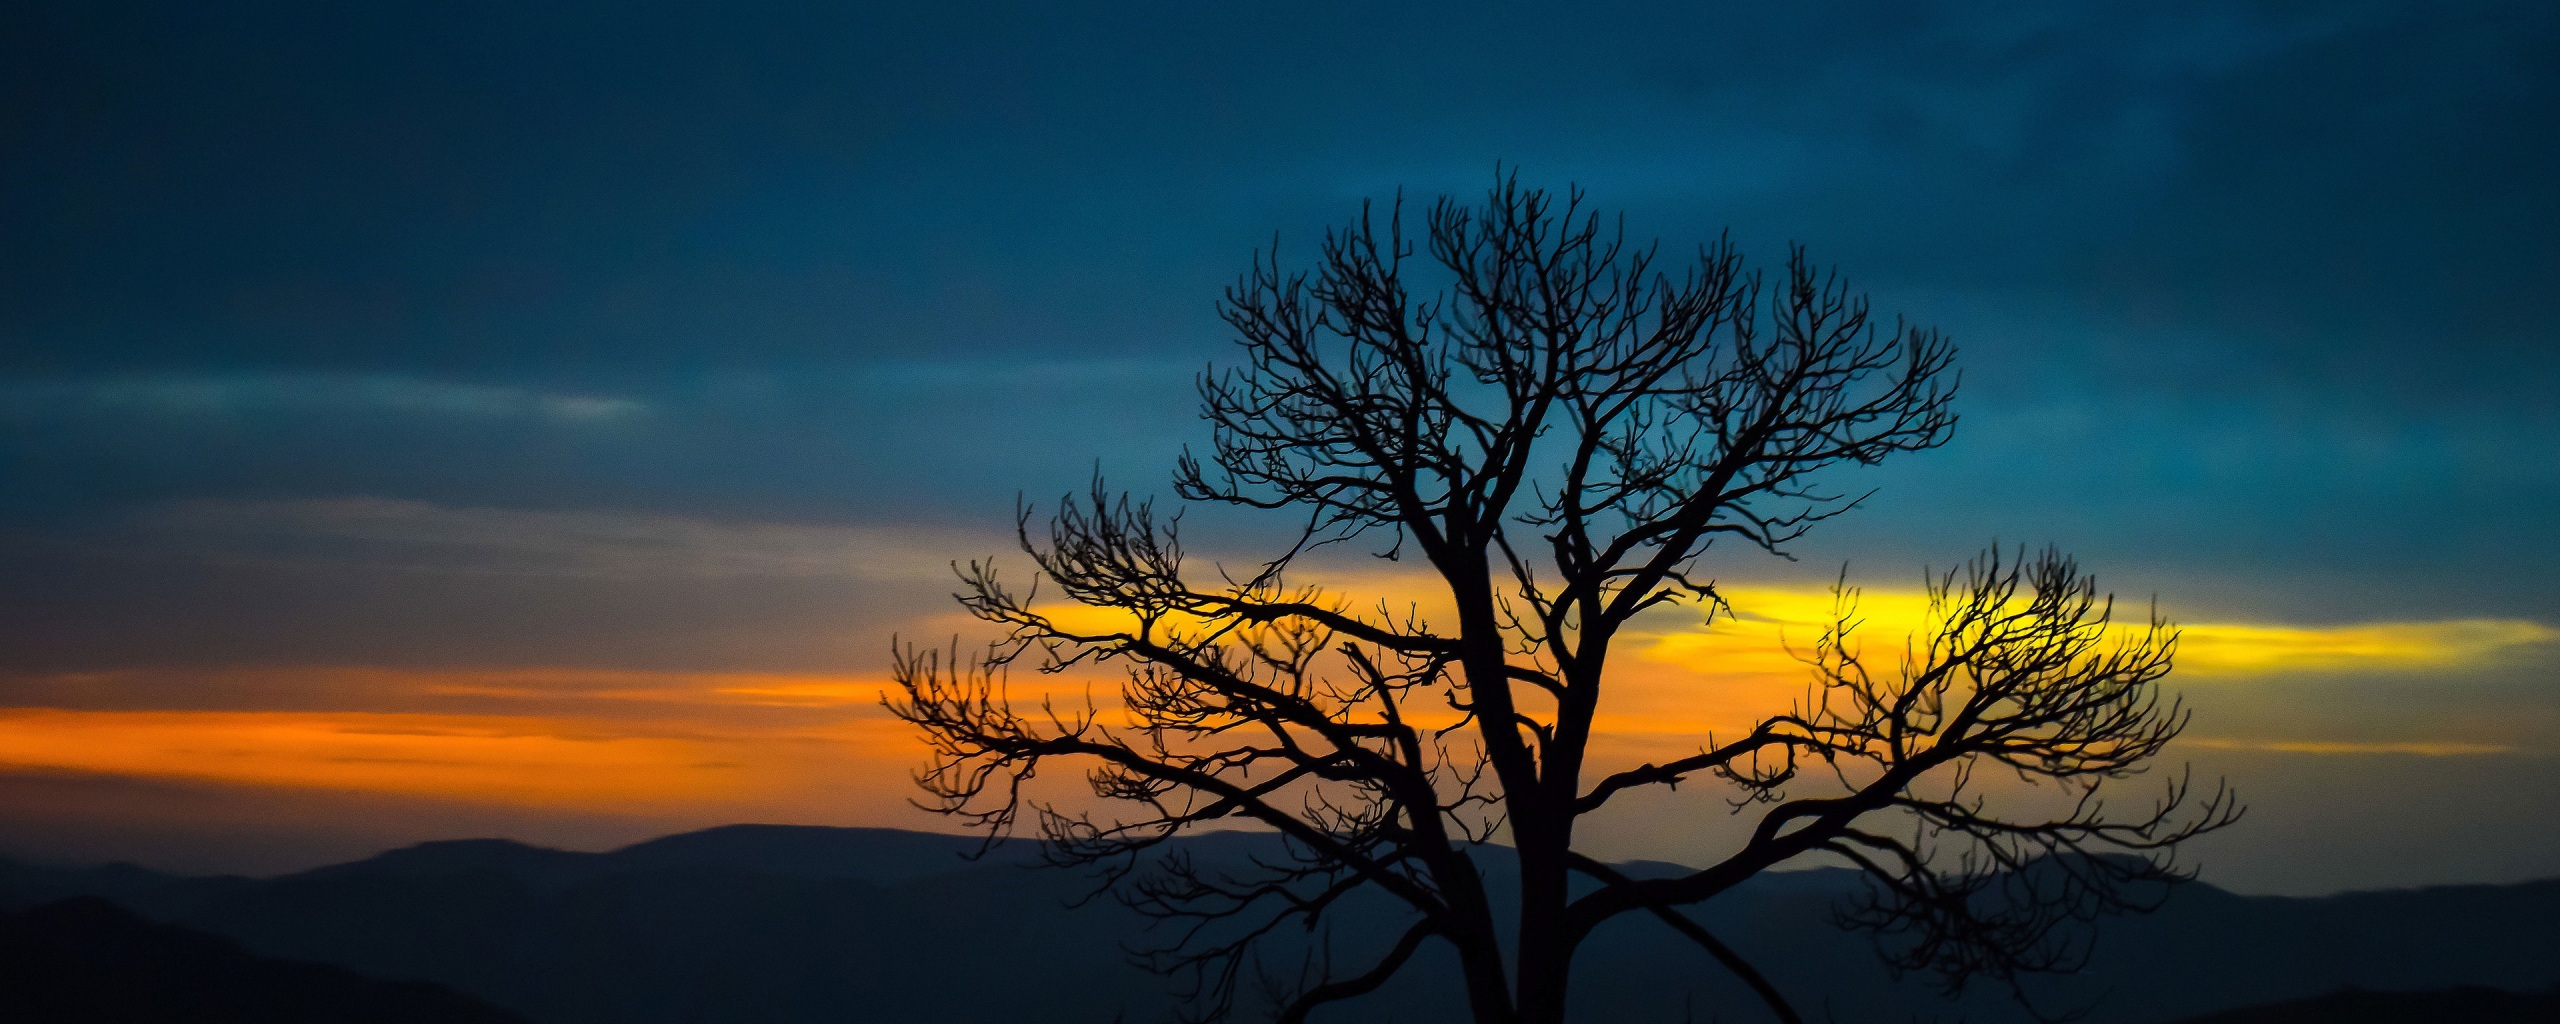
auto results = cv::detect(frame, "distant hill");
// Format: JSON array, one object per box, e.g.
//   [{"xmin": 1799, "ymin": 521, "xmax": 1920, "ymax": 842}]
[
  {"xmin": 0, "ymin": 895, "xmax": 529, "ymax": 1023},
  {"xmin": 609, "ymin": 824, "xmax": 1043, "ymax": 882},
  {"xmin": 2, "ymin": 824, "xmax": 2554, "ymax": 1024},
  {"xmin": 2165, "ymin": 986, "xmax": 2560, "ymax": 1023}
]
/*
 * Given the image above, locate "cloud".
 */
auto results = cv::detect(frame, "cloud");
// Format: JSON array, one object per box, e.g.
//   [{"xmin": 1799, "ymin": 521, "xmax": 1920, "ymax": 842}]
[
  {"xmin": 7, "ymin": 0, "xmax": 2546, "ymax": 376},
  {"xmin": 2181, "ymin": 738, "xmax": 2519, "ymax": 757},
  {"xmin": 0, "ymin": 707, "xmax": 923, "ymax": 813},
  {"xmin": 0, "ymin": 663, "xmax": 903, "ymax": 715},
  {"xmin": 131, "ymin": 497, "xmax": 979, "ymax": 581},
  {"xmin": 2176, "ymin": 620, "xmax": 2560, "ymax": 678},
  {"xmin": 5, "ymin": 0, "xmax": 2553, "ymax": 593},
  {"xmin": 0, "ymin": 372, "xmax": 645, "ymax": 422},
  {"xmin": 1632, "ymin": 584, "xmax": 2558, "ymax": 682},
  {"xmin": 0, "ymin": 708, "xmax": 744, "ymax": 808},
  {"xmin": 1020, "ymin": 561, "xmax": 2559, "ymax": 690}
]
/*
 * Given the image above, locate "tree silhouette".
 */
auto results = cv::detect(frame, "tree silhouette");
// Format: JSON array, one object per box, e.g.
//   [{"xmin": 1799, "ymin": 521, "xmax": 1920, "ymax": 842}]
[{"xmin": 889, "ymin": 177, "xmax": 2239, "ymax": 1024}]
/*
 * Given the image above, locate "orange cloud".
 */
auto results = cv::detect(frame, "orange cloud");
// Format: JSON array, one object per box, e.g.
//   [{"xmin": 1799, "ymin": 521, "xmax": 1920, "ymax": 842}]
[
  {"xmin": 0, "ymin": 708, "xmax": 923, "ymax": 814},
  {"xmin": 5, "ymin": 664, "xmax": 904, "ymax": 717}
]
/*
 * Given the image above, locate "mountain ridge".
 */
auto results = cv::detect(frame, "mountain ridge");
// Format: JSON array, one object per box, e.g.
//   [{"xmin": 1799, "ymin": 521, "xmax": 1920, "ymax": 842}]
[
  {"xmin": 0, "ymin": 895, "xmax": 530, "ymax": 1023},
  {"xmin": 3, "ymin": 824, "xmax": 2554, "ymax": 1024}
]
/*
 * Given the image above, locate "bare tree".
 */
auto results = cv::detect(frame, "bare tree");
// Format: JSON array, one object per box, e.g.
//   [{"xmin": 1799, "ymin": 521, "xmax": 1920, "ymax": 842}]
[{"xmin": 888, "ymin": 177, "xmax": 2238, "ymax": 1024}]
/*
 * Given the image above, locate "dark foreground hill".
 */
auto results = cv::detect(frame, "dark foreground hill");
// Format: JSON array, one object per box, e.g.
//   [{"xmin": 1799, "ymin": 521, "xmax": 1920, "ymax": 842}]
[
  {"xmin": 0, "ymin": 895, "xmax": 529, "ymax": 1023},
  {"xmin": 3, "ymin": 824, "xmax": 2555, "ymax": 1024},
  {"xmin": 2166, "ymin": 986, "xmax": 2560, "ymax": 1023}
]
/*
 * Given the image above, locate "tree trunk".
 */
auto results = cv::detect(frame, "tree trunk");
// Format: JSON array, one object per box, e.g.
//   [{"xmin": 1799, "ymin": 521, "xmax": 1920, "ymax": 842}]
[
  {"xmin": 1454, "ymin": 930, "xmax": 1521, "ymax": 1024},
  {"xmin": 1511, "ymin": 819, "xmax": 1574, "ymax": 1024}
]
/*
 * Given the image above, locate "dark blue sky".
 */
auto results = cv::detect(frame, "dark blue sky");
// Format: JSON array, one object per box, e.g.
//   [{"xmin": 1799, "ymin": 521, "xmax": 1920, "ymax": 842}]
[
  {"xmin": 8, "ymin": 1, "xmax": 2554, "ymax": 589},
  {"xmin": 1, "ymin": 0, "xmax": 2555, "ymax": 885}
]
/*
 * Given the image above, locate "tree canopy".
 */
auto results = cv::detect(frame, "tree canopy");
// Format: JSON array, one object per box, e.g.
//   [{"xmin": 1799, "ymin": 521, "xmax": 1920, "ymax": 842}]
[{"xmin": 890, "ymin": 177, "xmax": 2238, "ymax": 1024}]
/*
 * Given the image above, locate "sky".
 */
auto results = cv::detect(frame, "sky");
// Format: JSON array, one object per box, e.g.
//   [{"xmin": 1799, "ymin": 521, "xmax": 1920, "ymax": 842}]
[{"xmin": 1, "ymin": 0, "xmax": 2555, "ymax": 894}]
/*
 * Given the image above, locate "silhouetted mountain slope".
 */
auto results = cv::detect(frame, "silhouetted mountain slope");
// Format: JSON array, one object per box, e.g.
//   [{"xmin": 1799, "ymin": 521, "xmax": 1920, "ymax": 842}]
[
  {"xmin": 0, "ymin": 896, "xmax": 529, "ymax": 1023},
  {"xmin": 3, "ymin": 826, "xmax": 2555, "ymax": 1024},
  {"xmin": 0, "ymin": 859, "xmax": 255, "ymax": 917},
  {"xmin": 610, "ymin": 824, "xmax": 1042, "ymax": 881},
  {"xmin": 2045, "ymin": 879, "xmax": 2560, "ymax": 1022},
  {"xmin": 2164, "ymin": 986, "xmax": 2560, "ymax": 1023}
]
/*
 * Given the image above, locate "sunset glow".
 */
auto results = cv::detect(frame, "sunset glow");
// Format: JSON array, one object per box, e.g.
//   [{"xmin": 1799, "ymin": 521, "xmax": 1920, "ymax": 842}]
[
  {"xmin": 4, "ymin": 0, "xmax": 2555, "ymax": 908},
  {"xmin": 4, "ymin": 575, "xmax": 2541, "ymax": 821},
  {"xmin": 0, "ymin": 709, "xmax": 756, "ymax": 807},
  {"xmin": 0, "ymin": 706, "xmax": 934, "ymax": 813}
]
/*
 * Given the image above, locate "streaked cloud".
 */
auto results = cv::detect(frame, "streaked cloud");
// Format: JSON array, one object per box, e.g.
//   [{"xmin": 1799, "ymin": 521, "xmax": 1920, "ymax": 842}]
[
  {"xmin": 1018, "ymin": 572, "xmax": 2557, "ymax": 750},
  {"xmin": 0, "ymin": 709, "xmax": 743, "ymax": 808},
  {"xmin": 134, "ymin": 497, "xmax": 984, "ymax": 582},
  {"xmin": 1633, "ymin": 585, "xmax": 2558, "ymax": 682},
  {"xmin": 710, "ymin": 680, "xmax": 902, "ymax": 707},
  {"xmin": 0, "ymin": 707, "xmax": 922, "ymax": 813},
  {"xmin": 2182, "ymin": 738, "xmax": 2520, "ymax": 757},
  {"xmin": 0, "ymin": 664, "xmax": 902, "ymax": 718},
  {"xmin": 2174, "ymin": 620, "xmax": 2560, "ymax": 677},
  {"xmin": 0, "ymin": 372, "xmax": 645, "ymax": 423}
]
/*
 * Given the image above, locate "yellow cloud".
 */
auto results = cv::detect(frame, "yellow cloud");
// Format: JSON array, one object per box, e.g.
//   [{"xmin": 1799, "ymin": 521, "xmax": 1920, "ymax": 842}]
[
  {"xmin": 2174, "ymin": 619, "xmax": 2560, "ymax": 677},
  {"xmin": 1011, "ymin": 580, "xmax": 2555, "ymax": 750},
  {"xmin": 1634, "ymin": 585, "xmax": 2556, "ymax": 682}
]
